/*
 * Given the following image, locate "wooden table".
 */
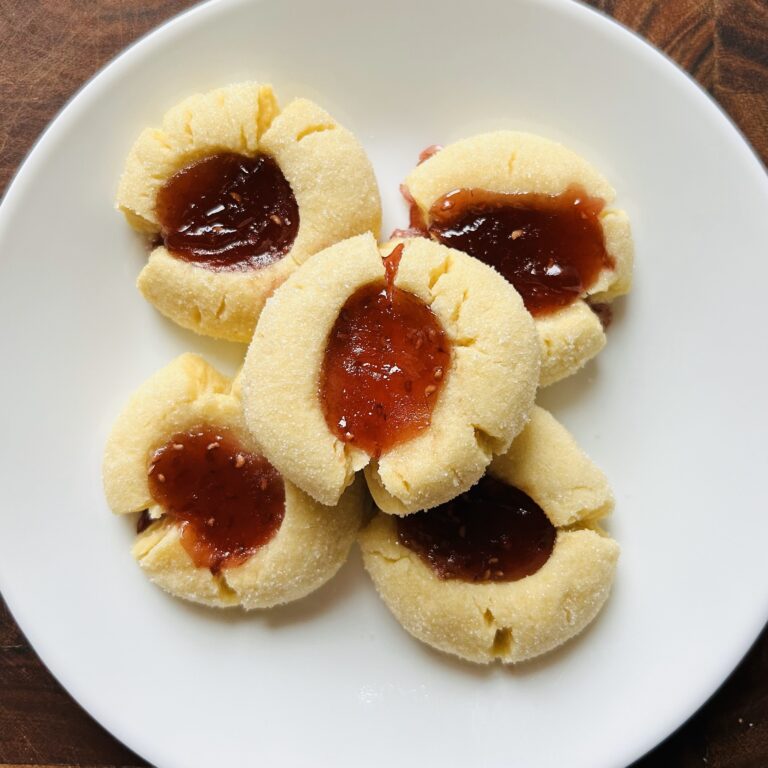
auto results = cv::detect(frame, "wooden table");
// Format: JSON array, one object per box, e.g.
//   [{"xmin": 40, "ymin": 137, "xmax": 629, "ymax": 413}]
[{"xmin": 1, "ymin": 1, "xmax": 766, "ymax": 766}]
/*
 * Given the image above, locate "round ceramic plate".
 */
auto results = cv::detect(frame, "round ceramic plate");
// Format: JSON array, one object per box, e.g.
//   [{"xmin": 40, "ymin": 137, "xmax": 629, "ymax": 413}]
[{"xmin": 1, "ymin": 0, "xmax": 766, "ymax": 766}]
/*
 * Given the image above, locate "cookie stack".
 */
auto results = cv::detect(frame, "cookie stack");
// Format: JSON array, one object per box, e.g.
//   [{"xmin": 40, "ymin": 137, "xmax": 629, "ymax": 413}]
[{"xmin": 103, "ymin": 82, "xmax": 633, "ymax": 664}]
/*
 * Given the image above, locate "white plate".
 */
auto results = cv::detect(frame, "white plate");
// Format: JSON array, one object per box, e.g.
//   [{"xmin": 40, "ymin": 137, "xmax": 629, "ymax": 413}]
[{"xmin": 1, "ymin": 0, "xmax": 767, "ymax": 766}]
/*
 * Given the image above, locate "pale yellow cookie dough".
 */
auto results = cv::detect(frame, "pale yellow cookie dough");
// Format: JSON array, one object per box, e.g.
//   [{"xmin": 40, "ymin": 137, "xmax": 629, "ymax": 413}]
[
  {"xmin": 117, "ymin": 83, "xmax": 381, "ymax": 342},
  {"xmin": 242, "ymin": 233, "xmax": 540, "ymax": 511},
  {"xmin": 102, "ymin": 353, "xmax": 365, "ymax": 609},
  {"xmin": 359, "ymin": 406, "xmax": 619, "ymax": 663},
  {"xmin": 404, "ymin": 131, "xmax": 634, "ymax": 386}
]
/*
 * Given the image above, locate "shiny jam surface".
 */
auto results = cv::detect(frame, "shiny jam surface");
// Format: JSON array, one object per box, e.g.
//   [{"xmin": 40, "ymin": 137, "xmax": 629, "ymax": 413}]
[
  {"xmin": 155, "ymin": 152, "xmax": 299, "ymax": 270},
  {"xmin": 407, "ymin": 183, "xmax": 611, "ymax": 316},
  {"xmin": 147, "ymin": 426, "xmax": 285, "ymax": 574},
  {"xmin": 320, "ymin": 244, "xmax": 451, "ymax": 458},
  {"xmin": 397, "ymin": 476, "xmax": 557, "ymax": 582}
]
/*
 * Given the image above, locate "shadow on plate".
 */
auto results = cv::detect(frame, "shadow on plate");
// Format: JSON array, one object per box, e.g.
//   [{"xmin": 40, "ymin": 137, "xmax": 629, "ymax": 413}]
[
  {"xmin": 264, "ymin": 549, "xmax": 369, "ymax": 628},
  {"xmin": 415, "ymin": 639, "xmax": 498, "ymax": 680},
  {"xmin": 537, "ymin": 294, "xmax": 629, "ymax": 414},
  {"xmin": 158, "ymin": 313, "xmax": 248, "ymax": 373},
  {"xmin": 159, "ymin": 550, "xmax": 368, "ymax": 628}
]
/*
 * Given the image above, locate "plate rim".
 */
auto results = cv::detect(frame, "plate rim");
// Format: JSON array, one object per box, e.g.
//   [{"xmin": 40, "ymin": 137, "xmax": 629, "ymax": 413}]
[{"xmin": 1, "ymin": 1, "xmax": 767, "ymax": 766}]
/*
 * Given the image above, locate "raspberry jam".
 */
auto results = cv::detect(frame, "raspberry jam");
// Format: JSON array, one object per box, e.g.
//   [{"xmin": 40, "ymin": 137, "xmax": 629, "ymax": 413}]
[
  {"xmin": 320, "ymin": 244, "xmax": 451, "ymax": 457},
  {"xmin": 155, "ymin": 152, "xmax": 299, "ymax": 270},
  {"xmin": 146, "ymin": 426, "xmax": 285, "ymax": 573},
  {"xmin": 397, "ymin": 476, "xmax": 556, "ymax": 582},
  {"xmin": 400, "ymin": 177, "xmax": 611, "ymax": 315}
]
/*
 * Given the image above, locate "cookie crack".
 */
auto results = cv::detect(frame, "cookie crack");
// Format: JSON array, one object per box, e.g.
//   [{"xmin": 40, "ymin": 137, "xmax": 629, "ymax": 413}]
[
  {"xmin": 449, "ymin": 288, "xmax": 469, "ymax": 325},
  {"xmin": 383, "ymin": 464, "xmax": 412, "ymax": 496},
  {"xmin": 560, "ymin": 499, "xmax": 613, "ymax": 528},
  {"xmin": 449, "ymin": 467, "xmax": 465, "ymax": 489},
  {"xmin": 132, "ymin": 518, "xmax": 173, "ymax": 561},
  {"xmin": 182, "ymin": 110, "xmax": 194, "ymax": 141},
  {"xmin": 296, "ymin": 123, "xmax": 336, "ymax": 142},
  {"xmin": 257, "ymin": 88, "xmax": 278, "ymax": 139},
  {"xmin": 216, "ymin": 571, "xmax": 240, "ymax": 602},
  {"xmin": 560, "ymin": 520, "xmax": 601, "ymax": 534},
  {"xmin": 598, "ymin": 207, "xmax": 621, "ymax": 221},
  {"xmin": 491, "ymin": 626, "xmax": 514, "ymax": 658},
  {"xmin": 368, "ymin": 549, "xmax": 409, "ymax": 567},
  {"xmin": 472, "ymin": 426, "xmax": 496, "ymax": 458},
  {"xmin": 427, "ymin": 255, "xmax": 453, "ymax": 291}
]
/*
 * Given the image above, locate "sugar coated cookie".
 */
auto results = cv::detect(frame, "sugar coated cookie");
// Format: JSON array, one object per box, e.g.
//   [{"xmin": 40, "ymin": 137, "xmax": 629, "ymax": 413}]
[
  {"xmin": 401, "ymin": 132, "xmax": 633, "ymax": 385},
  {"xmin": 117, "ymin": 83, "xmax": 381, "ymax": 342},
  {"xmin": 359, "ymin": 406, "xmax": 618, "ymax": 663},
  {"xmin": 103, "ymin": 353, "xmax": 365, "ymax": 608},
  {"xmin": 242, "ymin": 233, "xmax": 540, "ymax": 512}
]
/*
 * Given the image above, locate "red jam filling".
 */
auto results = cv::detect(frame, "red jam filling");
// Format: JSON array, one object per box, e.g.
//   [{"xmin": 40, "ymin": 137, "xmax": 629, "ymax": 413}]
[
  {"xmin": 397, "ymin": 476, "xmax": 556, "ymax": 582},
  {"xmin": 155, "ymin": 152, "xmax": 299, "ymax": 270},
  {"xmin": 146, "ymin": 426, "xmax": 285, "ymax": 574},
  {"xmin": 418, "ymin": 144, "xmax": 443, "ymax": 164},
  {"xmin": 397, "ymin": 140, "xmax": 613, "ymax": 316},
  {"xmin": 320, "ymin": 244, "xmax": 451, "ymax": 458}
]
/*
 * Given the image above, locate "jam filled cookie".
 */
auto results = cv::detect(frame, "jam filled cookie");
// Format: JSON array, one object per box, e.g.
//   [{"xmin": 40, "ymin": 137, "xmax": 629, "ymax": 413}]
[
  {"xmin": 102, "ymin": 354, "xmax": 365, "ymax": 608},
  {"xmin": 117, "ymin": 83, "xmax": 381, "ymax": 342},
  {"xmin": 242, "ymin": 233, "xmax": 540, "ymax": 512},
  {"xmin": 359, "ymin": 406, "xmax": 618, "ymax": 663},
  {"xmin": 400, "ymin": 132, "xmax": 633, "ymax": 385}
]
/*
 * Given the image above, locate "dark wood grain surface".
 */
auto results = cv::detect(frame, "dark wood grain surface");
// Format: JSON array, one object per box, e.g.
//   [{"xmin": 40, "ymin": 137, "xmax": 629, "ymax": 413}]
[{"xmin": 1, "ymin": 1, "xmax": 766, "ymax": 766}]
